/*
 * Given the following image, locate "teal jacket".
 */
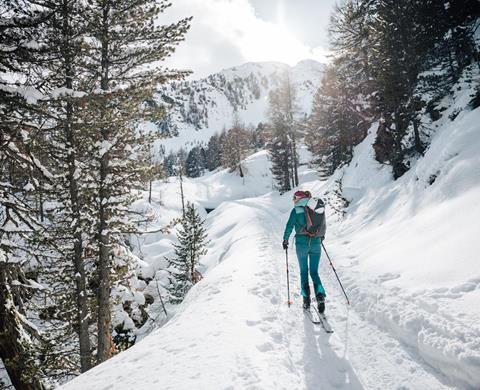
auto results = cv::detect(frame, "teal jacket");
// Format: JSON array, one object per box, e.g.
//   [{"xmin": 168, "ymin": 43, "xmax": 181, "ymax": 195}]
[
  {"xmin": 283, "ymin": 198, "xmax": 309, "ymax": 241},
  {"xmin": 283, "ymin": 198, "xmax": 326, "ymax": 242}
]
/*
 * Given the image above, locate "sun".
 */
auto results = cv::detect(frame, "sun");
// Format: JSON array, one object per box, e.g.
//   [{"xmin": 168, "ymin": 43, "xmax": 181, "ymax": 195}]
[
  {"xmin": 238, "ymin": 0, "xmax": 323, "ymax": 65},
  {"xmin": 240, "ymin": 20, "xmax": 312, "ymax": 65}
]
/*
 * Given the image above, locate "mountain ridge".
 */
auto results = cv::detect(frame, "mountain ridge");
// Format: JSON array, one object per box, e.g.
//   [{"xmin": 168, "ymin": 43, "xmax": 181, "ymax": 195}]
[{"xmin": 144, "ymin": 59, "xmax": 325, "ymax": 153}]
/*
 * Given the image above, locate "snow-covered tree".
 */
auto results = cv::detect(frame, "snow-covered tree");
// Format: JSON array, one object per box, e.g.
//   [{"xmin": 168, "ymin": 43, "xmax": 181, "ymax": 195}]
[
  {"xmin": 0, "ymin": 3, "xmax": 53, "ymax": 387},
  {"xmin": 78, "ymin": 0, "xmax": 191, "ymax": 363},
  {"xmin": 221, "ymin": 118, "xmax": 250, "ymax": 177},
  {"xmin": 306, "ymin": 66, "xmax": 368, "ymax": 176},
  {"xmin": 186, "ymin": 146, "xmax": 206, "ymax": 178},
  {"xmin": 267, "ymin": 72, "xmax": 300, "ymax": 187},
  {"xmin": 268, "ymin": 128, "xmax": 293, "ymax": 194},
  {"xmin": 27, "ymin": 0, "xmax": 96, "ymax": 374},
  {"xmin": 206, "ymin": 133, "xmax": 222, "ymax": 171},
  {"xmin": 167, "ymin": 203, "xmax": 208, "ymax": 304},
  {"xmin": 267, "ymin": 72, "xmax": 301, "ymax": 192}
]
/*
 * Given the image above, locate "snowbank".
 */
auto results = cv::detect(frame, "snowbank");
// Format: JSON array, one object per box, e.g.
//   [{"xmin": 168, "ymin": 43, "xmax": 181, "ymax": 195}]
[{"xmin": 320, "ymin": 76, "xmax": 480, "ymax": 388}]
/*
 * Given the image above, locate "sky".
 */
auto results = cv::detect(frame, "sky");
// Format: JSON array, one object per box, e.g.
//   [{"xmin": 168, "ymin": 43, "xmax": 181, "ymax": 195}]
[{"xmin": 161, "ymin": 0, "xmax": 338, "ymax": 80}]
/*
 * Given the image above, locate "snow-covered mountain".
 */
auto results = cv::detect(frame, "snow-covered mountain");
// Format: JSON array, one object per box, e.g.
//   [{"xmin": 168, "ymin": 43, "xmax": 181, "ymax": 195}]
[{"xmin": 146, "ymin": 60, "xmax": 324, "ymax": 152}]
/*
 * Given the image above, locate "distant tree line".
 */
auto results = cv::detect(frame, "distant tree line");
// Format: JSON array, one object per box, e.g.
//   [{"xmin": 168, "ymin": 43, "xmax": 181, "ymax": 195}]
[{"xmin": 163, "ymin": 120, "xmax": 268, "ymax": 179}]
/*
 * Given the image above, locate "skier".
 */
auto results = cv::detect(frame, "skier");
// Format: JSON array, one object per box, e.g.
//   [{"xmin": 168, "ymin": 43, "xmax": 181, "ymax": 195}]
[{"xmin": 282, "ymin": 190, "xmax": 326, "ymax": 313}]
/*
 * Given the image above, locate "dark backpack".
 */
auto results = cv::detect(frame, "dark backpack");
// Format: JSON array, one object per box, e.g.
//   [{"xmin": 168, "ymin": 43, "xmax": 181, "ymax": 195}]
[{"xmin": 302, "ymin": 198, "xmax": 326, "ymax": 237}]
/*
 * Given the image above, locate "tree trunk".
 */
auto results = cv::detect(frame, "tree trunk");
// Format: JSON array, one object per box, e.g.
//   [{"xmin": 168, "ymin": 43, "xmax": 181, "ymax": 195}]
[
  {"xmin": 149, "ymin": 180, "xmax": 152, "ymax": 204},
  {"xmin": 61, "ymin": 0, "xmax": 92, "ymax": 371},
  {"xmin": 96, "ymin": 0, "xmax": 113, "ymax": 364},
  {"xmin": 179, "ymin": 171, "xmax": 185, "ymax": 219},
  {"xmin": 291, "ymin": 136, "xmax": 299, "ymax": 187},
  {"xmin": 412, "ymin": 118, "xmax": 424, "ymax": 154},
  {"xmin": 285, "ymin": 73, "xmax": 298, "ymax": 187}
]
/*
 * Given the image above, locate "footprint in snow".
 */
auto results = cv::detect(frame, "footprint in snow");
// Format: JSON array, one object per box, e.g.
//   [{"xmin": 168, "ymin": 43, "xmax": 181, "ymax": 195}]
[
  {"xmin": 270, "ymin": 296, "xmax": 280, "ymax": 305},
  {"xmin": 450, "ymin": 281, "xmax": 478, "ymax": 293},
  {"xmin": 261, "ymin": 288, "xmax": 273, "ymax": 297},
  {"xmin": 377, "ymin": 272, "xmax": 401, "ymax": 283},
  {"xmin": 256, "ymin": 342, "xmax": 274, "ymax": 352},
  {"xmin": 269, "ymin": 330, "xmax": 283, "ymax": 343},
  {"xmin": 245, "ymin": 319, "xmax": 261, "ymax": 327}
]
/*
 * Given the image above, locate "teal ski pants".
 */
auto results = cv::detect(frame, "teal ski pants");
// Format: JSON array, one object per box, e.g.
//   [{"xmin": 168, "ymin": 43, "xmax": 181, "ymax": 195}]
[{"xmin": 295, "ymin": 236, "xmax": 326, "ymax": 298}]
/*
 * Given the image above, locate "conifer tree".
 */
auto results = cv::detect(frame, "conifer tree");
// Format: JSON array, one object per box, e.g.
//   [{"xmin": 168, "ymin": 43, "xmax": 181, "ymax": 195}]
[
  {"xmin": 251, "ymin": 123, "xmax": 268, "ymax": 151},
  {"xmin": 167, "ymin": 203, "xmax": 208, "ymax": 304},
  {"xmin": 80, "ymin": 0, "xmax": 191, "ymax": 363},
  {"xmin": 306, "ymin": 66, "xmax": 368, "ymax": 176},
  {"xmin": 0, "ymin": 3, "xmax": 52, "ymax": 387},
  {"xmin": 267, "ymin": 72, "xmax": 300, "ymax": 192},
  {"xmin": 27, "ymin": 0, "xmax": 96, "ymax": 374},
  {"xmin": 268, "ymin": 127, "xmax": 293, "ymax": 194},
  {"xmin": 186, "ymin": 146, "xmax": 206, "ymax": 178},
  {"xmin": 206, "ymin": 133, "xmax": 222, "ymax": 171},
  {"xmin": 221, "ymin": 118, "xmax": 250, "ymax": 177}
]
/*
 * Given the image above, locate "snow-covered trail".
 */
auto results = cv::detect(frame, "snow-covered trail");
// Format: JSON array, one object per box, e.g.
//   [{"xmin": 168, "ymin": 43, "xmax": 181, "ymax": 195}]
[
  {"xmin": 61, "ymin": 196, "xmax": 458, "ymax": 390},
  {"xmin": 249, "ymin": 197, "xmax": 456, "ymax": 390}
]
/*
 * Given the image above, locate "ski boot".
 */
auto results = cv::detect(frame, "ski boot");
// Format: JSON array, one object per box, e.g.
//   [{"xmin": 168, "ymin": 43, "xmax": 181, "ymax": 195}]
[
  {"xmin": 316, "ymin": 293, "xmax": 325, "ymax": 314},
  {"xmin": 303, "ymin": 296, "xmax": 311, "ymax": 310}
]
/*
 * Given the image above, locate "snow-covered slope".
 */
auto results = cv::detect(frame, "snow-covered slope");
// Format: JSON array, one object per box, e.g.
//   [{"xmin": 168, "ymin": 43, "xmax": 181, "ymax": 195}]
[
  {"xmin": 325, "ymin": 79, "xmax": 480, "ymax": 388},
  {"xmin": 60, "ymin": 73, "xmax": 480, "ymax": 389},
  {"xmin": 145, "ymin": 60, "xmax": 324, "ymax": 152}
]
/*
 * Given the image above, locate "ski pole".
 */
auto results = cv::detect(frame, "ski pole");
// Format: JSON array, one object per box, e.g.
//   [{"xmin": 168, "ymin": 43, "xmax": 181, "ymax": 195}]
[
  {"xmin": 285, "ymin": 247, "xmax": 293, "ymax": 307},
  {"xmin": 322, "ymin": 242, "xmax": 350, "ymax": 305}
]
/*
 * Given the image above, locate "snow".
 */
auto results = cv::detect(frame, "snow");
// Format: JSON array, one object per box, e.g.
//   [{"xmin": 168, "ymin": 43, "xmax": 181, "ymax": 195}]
[
  {"xmin": 96, "ymin": 140, "xmax": 113, "ymax": 157},
  {"xmin": 59, "ymin": 71, "xmax": 480, "ymax": 390}
]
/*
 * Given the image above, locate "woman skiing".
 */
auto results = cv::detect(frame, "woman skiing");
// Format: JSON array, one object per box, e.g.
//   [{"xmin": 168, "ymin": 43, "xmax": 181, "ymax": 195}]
[{"xmin": 282, "ymin": 190, "xmax": 326, "ymax": 312}]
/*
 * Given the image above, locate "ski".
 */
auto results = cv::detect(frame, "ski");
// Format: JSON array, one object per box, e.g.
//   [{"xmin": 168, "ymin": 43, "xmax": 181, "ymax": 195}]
[
  {"xmin": 303, "ymin": 306, "xmax": 321, "ymax": 324},
  {"xmin": 309, "ymin": 305, "xmax": 334, "ymax": 333},
  {"xmin": 317, "ymin": 312, "xmax": 334, "ymax": 333}
]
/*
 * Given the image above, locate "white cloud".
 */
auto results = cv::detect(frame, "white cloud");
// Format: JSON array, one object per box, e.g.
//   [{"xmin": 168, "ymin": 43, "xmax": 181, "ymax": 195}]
[{"xmin": 159, "ymin": 0, "xmax": 329, "ymax": 79}]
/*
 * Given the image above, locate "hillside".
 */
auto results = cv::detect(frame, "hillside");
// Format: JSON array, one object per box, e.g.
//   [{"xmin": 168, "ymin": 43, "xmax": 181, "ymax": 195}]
[{"xmin": 143, "ymin": 60, "xmax": 324, "ymax": 152}]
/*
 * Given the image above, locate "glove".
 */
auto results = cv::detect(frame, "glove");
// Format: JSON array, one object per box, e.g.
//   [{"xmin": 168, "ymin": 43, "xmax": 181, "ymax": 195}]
[
  {"xmin": 320, "ymin": 236, "xmax": 325, "ymax": 241},
  {"xmin": 282, "ymin": 240, "xmax": 288, "ymax": 250}
]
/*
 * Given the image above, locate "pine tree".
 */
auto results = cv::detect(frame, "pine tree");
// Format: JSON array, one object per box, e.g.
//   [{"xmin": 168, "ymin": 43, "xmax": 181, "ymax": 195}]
[
  {"xmin": 186, "ymin": 146, "xmax": 206, "ymax": 178},
  {"xmin": 251, "ymin": 122, "xmax": 268, "ymax": 151},
  {"xmin": 0, "ymin": 264, "xmax": 47, "ymax": 390},
  {"xmin": 28, "ymin": 0, "xmax": 96, "ymax": 374},
  {"xmin": 206, "ymin": 133, "xmax": 222, "ymax": 171},
  {"xmin": 267, "ymin": 72, "xmax": 300, "ymax": 192},
  {"xmin": 0, "ymin": 3, "xmax": 53, "ymax": 387},
  {"xmin": 167, "ymin": 203, "xmax": 208, "ymax": 304},
  {"xmin": 306, "ymin": 65, "xmax": 368, "ymax": 176},
  {"xmin": 268, "ymin": 127, "xmax": 293, "ymax": 194},
  {"xmin": 221, "ymin": 118, "xmax": 250, "ymax": 177},
  {"xmin": 323, "ymin": 0, "xmax": 478, "ymax": 179},
  {"xmin": 79, "ymin": 0, "xmax": 191, "ymax": 363},
  {"xmin": 267, "ymin": 72, "xmax": 300, "ymax": 187}
]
